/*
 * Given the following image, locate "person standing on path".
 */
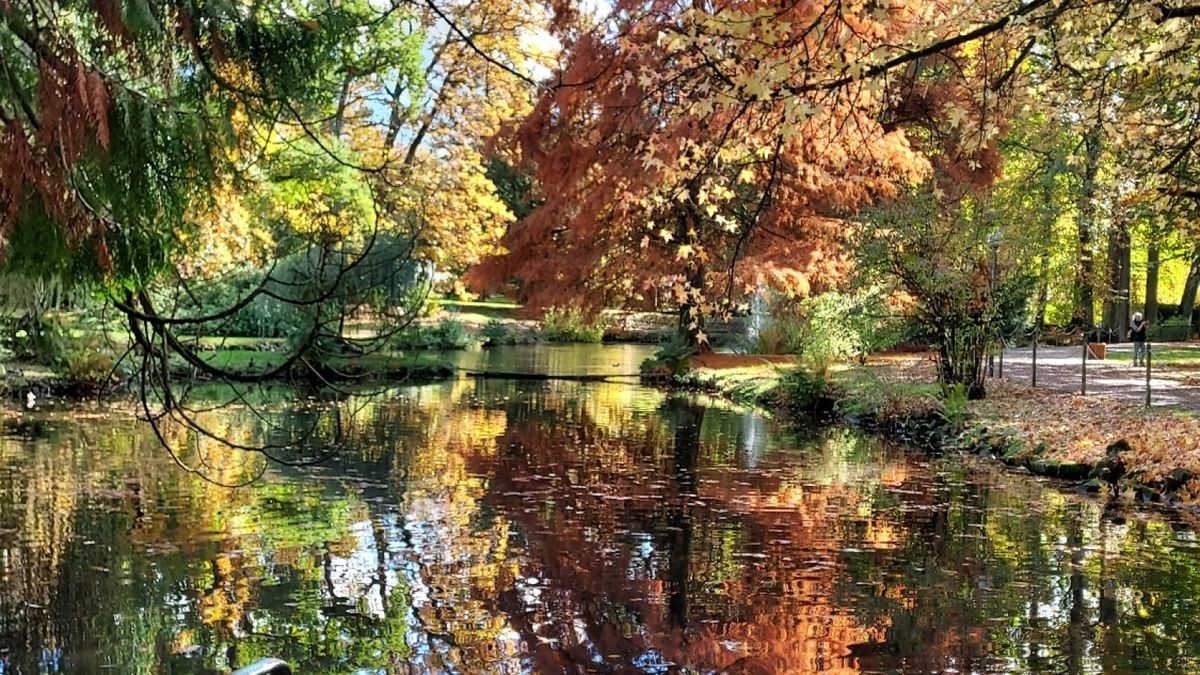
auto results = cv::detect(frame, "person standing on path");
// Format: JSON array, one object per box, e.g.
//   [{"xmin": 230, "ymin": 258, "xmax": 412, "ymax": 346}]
[{"xmin": 1130, "ymin": 312, "xmax": 1149, "ymax": 367}]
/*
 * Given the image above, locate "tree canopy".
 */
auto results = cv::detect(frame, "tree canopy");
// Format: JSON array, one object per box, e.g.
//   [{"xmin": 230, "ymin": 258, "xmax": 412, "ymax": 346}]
[{"xmin": 7, "ymin": 0, "xmax": 1200, "ymax": 406}]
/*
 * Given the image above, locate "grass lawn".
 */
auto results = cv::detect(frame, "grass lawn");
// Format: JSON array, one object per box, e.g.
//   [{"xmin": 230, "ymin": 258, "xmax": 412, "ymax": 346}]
[
  {"xmin": 185, "ymin": 336, "xmax": 287, "ymax": 350},
  {"xmin": 194, "ymin": 349, "xmax": 450, "ymax": 376},
  {"xmin": 198, "ymin": 349, "xmax": 287, "ymax": 371},
  {"xmin": 677, "ymin": 354, "xmax": 799, "ymax": 403},
  {"xmin": 440, "ymin": 298, "xmax": 521, "ymax": 310},
  {"xmin": 1107, "ymin": 345, "xmax": 1200, "ymax": 366}
]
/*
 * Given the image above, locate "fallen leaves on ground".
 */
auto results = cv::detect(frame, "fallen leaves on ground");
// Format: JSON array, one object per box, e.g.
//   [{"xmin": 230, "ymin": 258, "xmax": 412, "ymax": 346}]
[{"xmin": 974, "ymin": 380, "xmax": 1200, "ymax": 502}]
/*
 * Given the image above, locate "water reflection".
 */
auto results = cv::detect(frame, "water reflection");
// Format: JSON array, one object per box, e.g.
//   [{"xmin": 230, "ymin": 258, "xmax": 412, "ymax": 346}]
[{"xmin": 1, "ymin": 377, "xmax": 1200, "ymax": 673}]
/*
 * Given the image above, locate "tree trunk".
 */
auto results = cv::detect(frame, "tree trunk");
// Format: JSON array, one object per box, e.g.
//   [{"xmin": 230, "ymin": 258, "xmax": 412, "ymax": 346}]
[
  {"xmin": 383, "ymin": 82, "xmax": 408, "ymax": 149},
  {"xmin": 674, "ymin": 185, "xmax": 709, "ymax": 351},
  {"xmin": 937, "ymin": 322, "xmax": 987, "ymax": 399},
  {"xmin": 1145, "ymin": 236, "xmax": 1160, "ymax": 326},
  {"xmin": 386, "ymin": 36, "xmax": 451, "ymax": 150},
  {"xmin": 1073, "ymin": 130, "xmax": 1102, "ymax": 331},
  {"xmin": 331, "ymin": 74, "xmax": 352, "ymax": 137},
  {"xmin": 1101, "ymin": 218, "xmax": 1130, "ymax": 341},
  {"xmin": 1180, "ymin": 244, "xmax": 1200, "ymax": 330},
  {"xmin": 1034, "ymin": 175, "xmax": 1056, "ymax": 331}
]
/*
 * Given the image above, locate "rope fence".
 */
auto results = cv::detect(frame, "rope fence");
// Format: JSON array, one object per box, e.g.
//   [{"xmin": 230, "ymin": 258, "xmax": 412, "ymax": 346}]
[{"xmin": 988, "ymin": 326, "xmax": 1154, "ymax": 406}]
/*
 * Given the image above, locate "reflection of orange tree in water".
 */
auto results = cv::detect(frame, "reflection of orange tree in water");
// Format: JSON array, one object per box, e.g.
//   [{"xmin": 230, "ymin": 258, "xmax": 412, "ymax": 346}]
[
  {"xmin": 0, "ymin": 392, "xmax": 866, "ymax": 672},
  {"xmin": 9, "ymin": 388, "xmax": 1200, "ymax": 672},
  {"xmin": 469, "ymin": 397, "xmax": 901, "ymax": 673}
]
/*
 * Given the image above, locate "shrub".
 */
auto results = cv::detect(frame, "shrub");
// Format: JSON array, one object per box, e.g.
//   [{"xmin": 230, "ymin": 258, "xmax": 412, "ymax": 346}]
[
  {"xmin": 776, "ymin": 367, "xmax": 832, "ymax": 412},
  {"xmin": 430, "ymin": 319, "xmax": 474, "ymax": 349},
  {"xmin": 751, "ymin": 319, "xmax": 805, "ymax": 356},
  {"xmin": 166, "ymin": 269, "xmax": 305, "ymax": 339},
  {"xmin": 936, "ymin": 382, "xmax": 970, "ymax": 426},
  {"xmin": 640, "ymin": 335, "xmax": 697, "ymax": 377},
  {"xmin": 1153, "ymin": 316, "xmax": 1193, "ymax": 341},
  {"xmin": 33, "ymin": 322, "xmax": 126, "ymax": 389},
  {"xmin": 62, "ymin": 344, "xmax": 118, "ymax": 388},
  {"xmin": 541, "ymin": 308, "xmax": 605, "ymax": 343},
  {"xmin": 481, "ymin": 319, "xmax": 515, "ymax": 347},
  {"xmin": 748, "ymin": 288, "xmax": 910, "ymax": 371},
  {"xmin": 391, "ymin": 319, "xmax": 477, "ymax": 351}
]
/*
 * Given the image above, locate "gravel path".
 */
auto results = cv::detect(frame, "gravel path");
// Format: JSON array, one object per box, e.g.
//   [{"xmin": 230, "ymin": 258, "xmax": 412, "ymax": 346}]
[{"xmin": 998, "ymin": 343, "xmax": 1200, "ymax": 409}]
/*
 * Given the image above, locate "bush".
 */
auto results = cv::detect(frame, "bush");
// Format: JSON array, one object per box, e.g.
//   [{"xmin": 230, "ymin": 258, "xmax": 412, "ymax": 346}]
[
  {"xmin": 391, "ymin": 319, "xmax": 477, "ymax": 351},
  {"xmin": 541, "ymin": 308, "xmax": 605, "ymax": 343},
  {"xmin": 3, "ymin": 315, "xmax": 67, "ymax": 363},
  {"xmin": 62, "ymin": 343, "xmax": 119, "ymax": 388},
  {"xmin": 29, "ymin": 320, "xmax": 126, "ymax": 389},
  {"xmin": 480, "ymin": 319, "xmax": 517, "ymax": 347},
  {"xmin": 1153, "ymin": 316, "xmax": 1193, "ymax": 341},
  {"xmin": 430, "ymin": 319, "xmax": 474, "ymax": 349},
  {"xmin": 749, "ymin": 288, "xmax": 910, "ymax": 371},
  {"xmin": 751, "ymin": 319, "xmax": 805, "ymax": 356},
  {"xmin": 640, "ymin": 335, "xmax": 696, "ymax": 377},
  {"xmin": 776, "ymin": 367, "xmax": 832, "ymax": 412},
  {"xmin": 936, "ymin": 382, "xmax": 970, "ymax": 426},
  {"xmin": 166, "ymin": 269, "xmax": 305, "ymax": 339}
]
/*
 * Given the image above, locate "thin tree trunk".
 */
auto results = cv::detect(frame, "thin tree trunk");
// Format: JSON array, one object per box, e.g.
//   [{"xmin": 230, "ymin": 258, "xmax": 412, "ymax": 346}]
[
  {"xmin": 674, "ymin": 183, "xmax": 709, "ymax": 351},
  {"xmin": 1074, "ymin": 129, "xmax": 1103, "ymax": 331},
  {"xmin": 385, "ymin": 36, "xmax": 452, "ymax": 150},
  {"xmin": 331, "ymin": 74, "xmax": 352, "ymax": 137},
  {"xmin": 404, "ymin": 116, "xmax": 435, "ymax": 165},
  {"xmin": 1034, "ymin": 175, "xmax": 1056, "ymax": 330},
  {"xmin": 1145, "ymin": 236, "xmax": 1160, "ymax": 326},
  {"xmin": 1102, "ymin": 217, "xmax": 1130, "ymax": 341},
  {"xmin": 1180, "ymin": 244, "xmax": 1200, "ymax": 331},
  {"xmin": 384, "ymin": 83, "xmax": 408, "ymax": 149}
]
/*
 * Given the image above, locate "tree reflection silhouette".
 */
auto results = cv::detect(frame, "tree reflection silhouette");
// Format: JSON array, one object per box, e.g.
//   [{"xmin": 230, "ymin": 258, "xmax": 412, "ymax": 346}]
[{"xmin": 5, "ymin": 379, "xmax": 1200, "ymax": 673}]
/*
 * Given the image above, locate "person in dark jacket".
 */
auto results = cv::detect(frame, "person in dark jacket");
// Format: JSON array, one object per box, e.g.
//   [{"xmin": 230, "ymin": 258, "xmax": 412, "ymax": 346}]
[{"xmin": 1130, "ymin": 312, "xmax": 1148, "ymax": 367}]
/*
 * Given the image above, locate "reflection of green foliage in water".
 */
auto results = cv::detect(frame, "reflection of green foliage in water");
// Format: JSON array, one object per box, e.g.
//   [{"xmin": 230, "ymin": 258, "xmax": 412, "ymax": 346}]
[
  {"xmin": 7, "ymin": 359, "xmax": 1200, "ymax": 673},
  {"xmin": 0, "ymin": 411, "xmax": 422, "ymax": 675}
]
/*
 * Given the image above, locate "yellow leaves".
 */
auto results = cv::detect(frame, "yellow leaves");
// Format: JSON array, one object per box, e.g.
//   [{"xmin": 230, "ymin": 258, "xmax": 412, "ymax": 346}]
[
  {"xmin": 179, "ymin": 182, "xmax": 273, "ymax": 279},
  {"xmin": 743, "ymin": 75, "xmax": 769, "ymax": 101},
  {"xmin": 399, "ymin": 151, "xmax": 514, "ymax": 269},
  {"xmin": 659, "ymin": 228, "xmax": 674, "ymax": 243}
]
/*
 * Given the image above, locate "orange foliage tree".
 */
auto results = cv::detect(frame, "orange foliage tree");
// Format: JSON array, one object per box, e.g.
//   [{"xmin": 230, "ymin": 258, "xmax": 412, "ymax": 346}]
[{"xmin": 469, "ymin": 0, "xmax": 1044, "ymax": 344}]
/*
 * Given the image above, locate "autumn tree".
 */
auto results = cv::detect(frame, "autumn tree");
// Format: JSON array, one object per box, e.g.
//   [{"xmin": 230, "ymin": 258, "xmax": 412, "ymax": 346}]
[
  {"xmin": 469, "ymin": 0, "xmax": 1052, "ymax": 346},
  {"xmin": 0, "ymin": 0, "xmax": 552, "ymax": 463},
  {"xmin": 858, "ymin": 188, "xmax": 1034, "ymax": 398}
]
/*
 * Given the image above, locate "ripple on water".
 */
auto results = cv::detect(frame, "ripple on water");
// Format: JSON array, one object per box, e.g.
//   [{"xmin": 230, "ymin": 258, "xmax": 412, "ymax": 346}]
[{"xmin": 0, "ymin": 374, "xmax": 1198, "ymax": 673}]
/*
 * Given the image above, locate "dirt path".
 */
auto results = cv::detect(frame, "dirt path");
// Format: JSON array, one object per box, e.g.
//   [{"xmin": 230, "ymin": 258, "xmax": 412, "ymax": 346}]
[{"xmin": 999, "ymin": 343, "xmax": 1200, "ymax": 409}]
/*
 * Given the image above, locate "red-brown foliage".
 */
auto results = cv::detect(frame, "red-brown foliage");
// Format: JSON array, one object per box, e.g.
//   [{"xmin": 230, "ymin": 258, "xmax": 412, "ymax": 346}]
[{"xmin": 471, "ymin": 0, "xmax": 1016, "ymax": 328}]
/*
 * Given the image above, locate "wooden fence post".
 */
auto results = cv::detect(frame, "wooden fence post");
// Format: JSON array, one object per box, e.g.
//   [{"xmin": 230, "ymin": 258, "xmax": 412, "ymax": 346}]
[
  {"xmin": 1032, "ymin": 336, "xmax": 1037, "ymax": 388},
  {"xmin": 1146, "ymin": 343, "xmax": 1152, "ymax": 407},
  {"xmin": 1081, "ymin": 337, "xmax": 1088, "ymax": 396}
]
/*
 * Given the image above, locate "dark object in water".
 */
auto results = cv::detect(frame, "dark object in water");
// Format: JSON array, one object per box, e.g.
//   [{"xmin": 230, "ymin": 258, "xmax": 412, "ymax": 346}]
[{"xmin": 232, "ymin": 658, "xmax": 292, "ymax": 675}]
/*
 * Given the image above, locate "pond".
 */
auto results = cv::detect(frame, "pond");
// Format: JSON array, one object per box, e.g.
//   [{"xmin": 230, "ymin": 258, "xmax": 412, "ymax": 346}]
[{"xmin": 1, "ymin": 345, "xmax": 1200, "ymax": 674}]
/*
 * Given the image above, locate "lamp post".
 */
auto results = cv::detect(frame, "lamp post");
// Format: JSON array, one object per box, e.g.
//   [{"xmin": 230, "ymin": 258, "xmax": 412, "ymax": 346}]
[{"xmin": 987, "ymin": 231, "xmax": 1002, "ymax": 377}]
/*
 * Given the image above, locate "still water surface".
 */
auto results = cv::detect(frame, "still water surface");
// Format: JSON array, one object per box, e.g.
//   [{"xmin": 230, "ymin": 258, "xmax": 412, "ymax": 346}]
[{"xmin": 1, "ymin": 346, "xmax": 1199, "ymax": 674}]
